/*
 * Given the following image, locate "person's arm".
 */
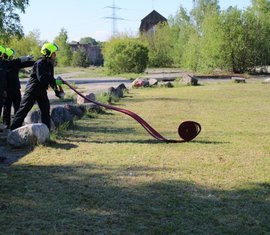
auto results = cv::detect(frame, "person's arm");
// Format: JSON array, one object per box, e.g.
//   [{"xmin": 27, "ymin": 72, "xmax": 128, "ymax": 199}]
[
  {"xmin": 36, "ymin": 61, "xmax": 56, "ymax": 89},
  {"xmin": 18, "ymin": 60, "xmax": 35, "ymax": 68}
]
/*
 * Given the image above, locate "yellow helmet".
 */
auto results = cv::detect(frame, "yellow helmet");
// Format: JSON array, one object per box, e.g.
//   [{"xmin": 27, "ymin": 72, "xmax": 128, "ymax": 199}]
[
  {"xmin": 41, "ymin": 42, "xmax": 59, "ymax": 57},
  {"xmin": 0, "ymin": 45, "xmax": 6, "ymax": 57},
  {"xmin": 5, "ymin": 48, "xmax": 15, "ymax": 60}
]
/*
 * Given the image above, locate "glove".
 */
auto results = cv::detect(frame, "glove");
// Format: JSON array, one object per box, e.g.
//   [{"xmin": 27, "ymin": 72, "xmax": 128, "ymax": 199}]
[
  {"xmin": 55, "ymin": 89, "xmax": 65, "ymax": 99},
  {"xmin": 55, "ymin": 76, "xmax": 63, "ymax": 86},
  {"xmin": 20, "ymin": 55, "xmax": 33, "ymax": 62}
]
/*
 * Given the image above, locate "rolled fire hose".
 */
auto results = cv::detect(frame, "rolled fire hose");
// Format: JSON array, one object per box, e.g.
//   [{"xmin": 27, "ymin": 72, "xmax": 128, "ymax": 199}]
[{"xmin": 61, "ymin": 79, "xmax": 201, "ymax": 143}]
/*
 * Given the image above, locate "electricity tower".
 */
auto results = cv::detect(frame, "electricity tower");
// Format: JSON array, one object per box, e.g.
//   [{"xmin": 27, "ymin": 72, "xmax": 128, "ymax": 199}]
[{"xmin": 105, "ymin": 0, "xmax": 125, "ymax": 36}]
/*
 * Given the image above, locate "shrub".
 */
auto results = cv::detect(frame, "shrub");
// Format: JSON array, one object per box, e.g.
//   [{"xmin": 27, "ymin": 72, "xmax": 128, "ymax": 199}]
[{"xmin": 102, "ymin": 37, "xmax": 148, "ymax": 74}]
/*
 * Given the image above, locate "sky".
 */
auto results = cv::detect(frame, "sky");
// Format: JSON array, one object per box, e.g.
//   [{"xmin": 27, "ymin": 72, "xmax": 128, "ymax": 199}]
[{"xmin": 19, "ymin": 0, "xmax": 252, "ymax": 42}]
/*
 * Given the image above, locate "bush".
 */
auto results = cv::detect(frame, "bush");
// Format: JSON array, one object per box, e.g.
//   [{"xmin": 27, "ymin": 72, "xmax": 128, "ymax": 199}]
[
  {"xmin": 72, "ymin": 48, "xmax": 90, "ymax": 68},
  {"xmin": 102, "ymin": 37, "xmax": 148, "ymax": 74}
]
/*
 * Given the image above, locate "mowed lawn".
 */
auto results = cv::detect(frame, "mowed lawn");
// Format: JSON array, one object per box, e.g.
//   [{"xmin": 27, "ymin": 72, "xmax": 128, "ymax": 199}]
[{"xmin": 1, "ymin": 80, "xmax": 269, "ymax": 234}]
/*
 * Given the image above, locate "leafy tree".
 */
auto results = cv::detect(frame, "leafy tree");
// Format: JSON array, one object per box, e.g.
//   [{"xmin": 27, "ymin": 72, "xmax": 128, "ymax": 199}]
[
  {"xmin": 79, "ymin": 37, "xmax": 98, "ymax": 45},
  {"xmin": 72, "ymin": 47, "xmax": 90, "ymax": 68},
  {"xmin": 169, "ymin": 6, "xmax": 198, "ymax": 68},
  {"xmin": 54, "ymin": 28, "xmax": 73, "ymax": 66},
  {"xmin": 8, "ymin": 30, "xmax": 41, "ymax": 59},
  {"xmin": 0, "ymin": 0, "xmax": 29, "ymax": 42},
  {"xmin": 191, "ymin": 0, "xmax": 220, "ymax": 30},
  {"xmin": 102, "ymin": 37, "xmax": 148, "ymax": 74},
  {"xmin": 140, "ymin": 23, "xmax": 174, "ymax": 68},
  {"xmin": 199, "ymin": 8, "xmax": 224, "ymax": 72}
]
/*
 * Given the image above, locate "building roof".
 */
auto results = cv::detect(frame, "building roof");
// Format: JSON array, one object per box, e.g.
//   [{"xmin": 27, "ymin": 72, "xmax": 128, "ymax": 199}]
[{"xmin": 139, "ymin": 10, "xmax": 167, "ymax": 32}]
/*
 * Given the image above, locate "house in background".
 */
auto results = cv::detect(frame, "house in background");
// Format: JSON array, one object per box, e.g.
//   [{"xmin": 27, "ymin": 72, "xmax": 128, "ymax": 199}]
[
  {"xmin": 69, "ymin": 10, "xmax": 167, "ymax": 67},
  {"xmin": 69, "ymin": 42, "xmax": 104, "ymax": 66},
  {"xmin": 139, "ymin": 10, "xmax": 167, "ymax": 34}
]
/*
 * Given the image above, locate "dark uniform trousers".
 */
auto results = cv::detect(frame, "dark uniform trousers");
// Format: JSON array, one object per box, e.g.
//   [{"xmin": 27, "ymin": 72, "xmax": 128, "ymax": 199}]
[
  {"xmin": 3, "ymin": 90, "xmax": 21, "ymax": 126},
  {"xmin": 10, "ymin": 91, "xmax": 50, "ymax": 130}
]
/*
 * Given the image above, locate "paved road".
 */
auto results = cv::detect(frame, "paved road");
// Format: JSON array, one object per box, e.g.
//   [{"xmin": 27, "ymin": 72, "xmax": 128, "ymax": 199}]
[{"xmin": 20, "ymin": 77, "xmax": 133, "ymax": 101}]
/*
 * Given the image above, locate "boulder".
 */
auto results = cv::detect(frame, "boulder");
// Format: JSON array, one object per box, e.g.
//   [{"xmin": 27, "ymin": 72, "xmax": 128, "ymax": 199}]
[
  {"xmin": 181, "ymin": 74, "xmax": 198, "ymax": 86},
  {"xmin": 7, "ymin": 123, "xmax": 50, "ymax": 147},
  {"xmin": 51, "ymin": 106, "xmax": 73, "ymax": 128},
  {"xmin": 24, "ymin": 110, "xmax": 55, "ymax": 131},
  {"xmin": 108, "ymin": 86, "xmax": 123, "ymax": 98},
  {"xmin": 232, "ymin": 77, "xmax": 246, "ymax": 83},
  {"xmin": 79, "ymin": 103, "xmax": 101, "ymax": 113},
  {"xmin": 77, "ymin": 93, "xmax": 96, "ymax": 104},
  {"xmin": 25, "ymin": 110, "xmax": 41, "ymax": 124},
  {"xmin": 116, "ymin": 83, "xmax": 128, "ymax": 92},
  {"xmin": 64, "ymin": 104, "xmax": 84, "ymax": 118},
  {"xmin": 132, "ymin": 78, "xmax": 149, "ymax": 88},
  {"xmin": 148, "ymin": 78, "xmax": 158, "ymax": 86},
  {"xmin": 159, "ymin": 81, "xmax": 174, "ymax": 88}
]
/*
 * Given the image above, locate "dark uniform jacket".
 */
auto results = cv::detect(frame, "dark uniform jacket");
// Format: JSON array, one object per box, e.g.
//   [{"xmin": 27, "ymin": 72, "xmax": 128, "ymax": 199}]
[
  {"xmin": 25, "ymin": 57, "xmax": 57, "ymax": 96},
  {"xmin": 0, "ymin": 59, "xmax": 7, "ymax": 93},
  {"xmin": 6, "ymin": 60, "xmax": 35, "ymax": 95}
]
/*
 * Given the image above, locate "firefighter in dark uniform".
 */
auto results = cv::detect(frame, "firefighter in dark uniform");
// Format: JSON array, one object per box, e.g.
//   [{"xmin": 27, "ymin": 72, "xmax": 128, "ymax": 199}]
[
  {"xmin": 10, "ymin": 43, "xmax": 63, "ymax": 131},
  {"xmin": 2, "ymin": 48, "xmax": 35, "ymax": 128},
  {"xmin": 0, "ymin": 45, "xmax": 7, "ymax": 126}
]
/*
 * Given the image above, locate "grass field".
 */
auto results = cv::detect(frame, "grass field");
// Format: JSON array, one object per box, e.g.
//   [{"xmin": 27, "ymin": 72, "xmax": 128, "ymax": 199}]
[{"xmin": 0, "ymin": 80, "xmax": 269, "ymax": 234}]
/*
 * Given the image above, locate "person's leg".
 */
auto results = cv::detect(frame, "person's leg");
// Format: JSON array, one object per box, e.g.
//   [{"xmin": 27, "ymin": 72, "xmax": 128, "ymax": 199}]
[
  {"xmin": 0, "ymin": 90, "xmax": 4, "ymax": 121},
  {"xmin": 10, "ymin": 92, "xmax": 36, "ymax": 130},
  {"xmin": 13, "ymin": 89, "xmax": 22, "ymax": 114},
  {"xmin": 2, "ymin": 94, "xmax": 12, "ymax": 127},
  {"xmin": 37, "ymin": 94, "xmax": 51, "ymax": 130}
]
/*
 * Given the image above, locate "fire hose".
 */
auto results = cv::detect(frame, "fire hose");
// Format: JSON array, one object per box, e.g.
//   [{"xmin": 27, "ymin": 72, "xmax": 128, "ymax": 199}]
[{"xmin": 61, "ymin": 79, "xmax": 201, "ymax": 143}]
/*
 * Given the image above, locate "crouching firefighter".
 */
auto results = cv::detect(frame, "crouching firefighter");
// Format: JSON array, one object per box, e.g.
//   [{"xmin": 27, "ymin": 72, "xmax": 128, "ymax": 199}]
[
  {"xmin": 3, "ymin": 48, "xmax": 35, "ymax": 128},
  {"xmin": 10, "ymin": 43, "xmax": 64, "ymax": 131}
]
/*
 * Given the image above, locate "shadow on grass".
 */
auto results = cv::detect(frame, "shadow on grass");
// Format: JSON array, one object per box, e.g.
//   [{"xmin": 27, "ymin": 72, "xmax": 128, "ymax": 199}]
[
  {"xmin": 193, "ymin": 140, "xmax": 231, "ymax": 145},
  {"xmin": 56, "ymin": 124, "xmax": 228, "ymax": 145},
  {"xmin": 0, "ymin": 164, "xmax": 269, "ymax": 234},
  {"xmin": 46, "ymin": 141, "xmax": 78, "ymax": 150}
]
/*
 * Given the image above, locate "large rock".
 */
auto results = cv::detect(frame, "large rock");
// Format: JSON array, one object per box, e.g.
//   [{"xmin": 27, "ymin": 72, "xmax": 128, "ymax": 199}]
[
  {"xmin": 116, "ymin": 83, "xmax": 127, "ymax": 92},
  {"xmin": 79, "ymin": 103, "xmax": 102, "ymax": 113},
  {"xmin": 77, "ymin": 93, "xmax": 96, "ymax": 104},
  {"xmin": 132, "ymin": 78, "xmax": 149, "ymax": 88},
  {"xmin": 148, "ymin": 78, "xmax": 158, "ymax": 86},
  {"xmin": 232, "ymin": 77, "xmax": 246, "ymax": 83},
  {"xmin": 108, "ymin": 86, "xmax": 123, "ymax": 98},
  {"xmin": 24, "ymin": 110, "xmax": 55, "ymax": 131},
  {"xmin": 64, "ymin": 104, "xmax": 84, "ymax": 118},
  {"xmin": 159, "ymin": 81, "xmax": 174, "ymax": 88},
  {"xmin": 7, "ymin": 123, "xmax": 50, "ymax": 147},
  {"xmin": 25, "ymin": 110, "xmax": 41, "ymax": 124},
  {"xmin": 51, "ymin": 106, "xmax": 73, "ymax": 128},
  {"xmin": 181, "ymin": 74, "xmax": 198, "ymax": 86}
]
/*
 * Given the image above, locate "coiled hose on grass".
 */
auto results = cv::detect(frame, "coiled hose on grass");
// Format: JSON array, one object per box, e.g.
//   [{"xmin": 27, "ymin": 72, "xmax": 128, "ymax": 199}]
[{"xmin": 62, "ymin": 79, "xmax": 201, "ymax": 143}]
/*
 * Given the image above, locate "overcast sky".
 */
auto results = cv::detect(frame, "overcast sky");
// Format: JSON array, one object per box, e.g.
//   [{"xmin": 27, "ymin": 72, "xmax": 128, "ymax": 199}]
[{"xmin": 19, "ymin": 0, "xmax": 251, "ymax": 42}]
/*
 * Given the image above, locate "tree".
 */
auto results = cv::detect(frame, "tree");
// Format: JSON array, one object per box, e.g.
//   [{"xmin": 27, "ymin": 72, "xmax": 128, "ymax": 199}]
[
  {"xmin": 102, "ymin": 37, "xmax": 148, "ymax": 74},
  {"xmin": 140, "ymin": 23, "xmax": 174, "ymax": 68},
  {"xmin": 199, "ymin": 8, "xmax": 224, "ymax": 72},
  {"xmin": 79, "ymin": 37, "xmax": 98, "ymax": 45},
  {"xmin": 72, "ymin": 48, "xmax": 90, "ymax": 68},
  {"xmin": 0, "ymin": 0, "xmax": 29, "ymax": 42},
  {"xmin": 8, "ymin": 30, "xmax": 41, "ymax": 59},
  {"xmin": 54, "ymin": 28, "xmax": 73, "ymax": 66}
]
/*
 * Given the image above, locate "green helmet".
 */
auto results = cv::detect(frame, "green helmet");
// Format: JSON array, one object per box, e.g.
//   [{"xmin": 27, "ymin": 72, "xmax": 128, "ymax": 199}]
[
  {"xmin": 41, "ymin": 42, "xmax": 59, "ymax": 57},
  {"xmin": 5, "ymin": 48, "xmax": 15, "ymax": 60},
  {"xmin": 0, "ymin": 45, "xmax": 6, "ymax": 57}
]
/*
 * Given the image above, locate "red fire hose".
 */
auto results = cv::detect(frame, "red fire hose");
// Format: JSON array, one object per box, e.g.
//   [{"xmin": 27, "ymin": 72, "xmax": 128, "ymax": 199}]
[{"xmin": 61, "ymin": 79, "xmax": 201, "ymax": 143}]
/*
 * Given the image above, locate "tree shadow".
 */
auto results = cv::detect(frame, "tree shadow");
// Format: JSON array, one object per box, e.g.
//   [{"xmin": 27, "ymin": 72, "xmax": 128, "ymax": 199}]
[{"xmin": 0, "ymin": 164, "xmax": 268, "ymax": 234}]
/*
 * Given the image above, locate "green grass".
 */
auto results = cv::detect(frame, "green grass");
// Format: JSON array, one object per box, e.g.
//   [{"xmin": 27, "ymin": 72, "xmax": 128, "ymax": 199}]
[{"xmin": 1, "ymin": 81, "xmax": 269, "ymax": 234}]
